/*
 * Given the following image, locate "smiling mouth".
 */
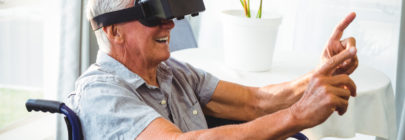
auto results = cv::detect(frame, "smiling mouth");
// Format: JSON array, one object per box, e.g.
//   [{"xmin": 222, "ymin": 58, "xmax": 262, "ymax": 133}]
[{"xmin": 155, "ymin": 36, "xmax": 169, "ymax": 43}]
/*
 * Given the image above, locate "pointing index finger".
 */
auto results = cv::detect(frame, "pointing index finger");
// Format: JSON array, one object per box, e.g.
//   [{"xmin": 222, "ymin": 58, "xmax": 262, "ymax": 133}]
[
  {"xmin": 319, "ymin": 47, "xmax": 357, "ymax": 75},
  {"xmin": 331, "ymin": 12, "xmax": 356, "ymax": 40}
]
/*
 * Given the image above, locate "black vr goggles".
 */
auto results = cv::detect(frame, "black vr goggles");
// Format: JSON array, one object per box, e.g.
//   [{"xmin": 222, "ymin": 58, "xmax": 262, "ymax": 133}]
[{"xmin": 90, "ymin": 0, "xmax": 205, "ymax": 30}]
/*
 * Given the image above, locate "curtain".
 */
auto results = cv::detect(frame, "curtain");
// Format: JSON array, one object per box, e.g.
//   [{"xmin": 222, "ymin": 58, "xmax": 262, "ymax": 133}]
[
  {"xmin": 396, "ymin": 0, "xmax": 405, "ymax": 139},
  {"xmin": 55, "ymin": 0, "xmax": 89, "ymax": 139}
]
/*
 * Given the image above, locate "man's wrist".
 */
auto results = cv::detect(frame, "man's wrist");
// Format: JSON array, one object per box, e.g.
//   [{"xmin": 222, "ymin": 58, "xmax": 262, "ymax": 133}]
[
  {"xmin": 289, "ymin": 70, "xmax": 314, "ymax": 98},
  {"xmin": 286, "ymin": 105, "xmax": 308, "ymax": 130},
  {"xmin": 264, "ymin": 108, "xmax": 308, "ymax": 139}
]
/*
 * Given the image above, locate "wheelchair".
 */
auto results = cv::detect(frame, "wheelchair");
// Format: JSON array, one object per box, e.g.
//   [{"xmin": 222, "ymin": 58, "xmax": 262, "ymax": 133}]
[{"xmin": 25, "ymin": 99, "xmax": 308, "ymax": 140}]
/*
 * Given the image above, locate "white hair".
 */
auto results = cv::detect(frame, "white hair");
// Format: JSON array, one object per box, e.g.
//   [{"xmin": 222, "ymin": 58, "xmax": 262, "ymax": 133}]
[{"xmin": 86, "ymin": 0, "xmax": 133, "ymax": 53}]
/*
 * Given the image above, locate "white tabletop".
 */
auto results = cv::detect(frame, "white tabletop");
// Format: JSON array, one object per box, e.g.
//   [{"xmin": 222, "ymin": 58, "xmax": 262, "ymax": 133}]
[{"xmin": 171, "ymin": 47, "xmax": 397, "ymax": 140}]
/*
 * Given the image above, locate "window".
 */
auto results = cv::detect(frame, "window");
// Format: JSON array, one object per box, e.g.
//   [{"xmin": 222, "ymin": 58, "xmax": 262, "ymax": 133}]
[{"xmin": 0, "ymin": 0, "xmax": 59, "ymax": 139}]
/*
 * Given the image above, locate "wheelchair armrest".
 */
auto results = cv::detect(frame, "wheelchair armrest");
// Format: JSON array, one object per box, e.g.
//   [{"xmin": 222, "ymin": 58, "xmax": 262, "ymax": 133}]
[{"xmin": 25, "ymin": 99, "xmax": 63, "ymax": 114}]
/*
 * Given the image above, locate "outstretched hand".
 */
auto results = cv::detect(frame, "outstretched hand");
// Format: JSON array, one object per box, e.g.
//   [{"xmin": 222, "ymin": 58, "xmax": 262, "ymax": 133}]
[
  {"xmin": 289, "ymin": 12, "xmax": 358, "ymax": 128},
  {"xmin": 290, "ymin": 46, "xmax": 357, "ymax": 128}
]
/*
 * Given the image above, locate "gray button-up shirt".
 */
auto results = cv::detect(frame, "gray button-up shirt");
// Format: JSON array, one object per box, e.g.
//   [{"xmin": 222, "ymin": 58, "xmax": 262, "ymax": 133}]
[{"xmin": 65, "ymin": 51, "xmax": 219, "ymax": 140}]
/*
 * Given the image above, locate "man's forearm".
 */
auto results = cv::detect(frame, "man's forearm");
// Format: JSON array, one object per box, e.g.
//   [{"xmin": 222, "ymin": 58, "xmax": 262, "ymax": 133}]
[
  {"xmin": 177, "ymin": 108, "xmax": 305, "ymax": 140},
  {"xmin": 256, "ymin": 71, "xmax": 314, "ymax": 115},
  {"xmin": 203, "ymin": 71, "xmax": 314, "ymax": 121}
]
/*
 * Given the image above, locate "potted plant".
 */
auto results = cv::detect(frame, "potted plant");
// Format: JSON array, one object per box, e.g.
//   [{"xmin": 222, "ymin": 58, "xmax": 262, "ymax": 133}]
[{"xmin": 221, "ymin": 0, "xmax": 282, "ymax": 71}]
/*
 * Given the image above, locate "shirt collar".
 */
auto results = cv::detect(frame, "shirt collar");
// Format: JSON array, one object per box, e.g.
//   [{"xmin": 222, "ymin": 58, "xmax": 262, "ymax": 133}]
[{"xmin": 96, "ymin": 51, "xmax": 172, "ymax": 89}]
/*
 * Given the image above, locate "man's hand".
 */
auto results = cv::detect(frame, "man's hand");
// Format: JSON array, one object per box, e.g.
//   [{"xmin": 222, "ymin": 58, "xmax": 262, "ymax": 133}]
[
  {"xmin": 321, "ymin": 12, "xmax": 358, "ymax": 75},
  {"xmin": 290, "ymin": 45, "xmax": 357, "ymax": 128},
  {"xmin": 291, "ymin": 12, "xmax": 359, "ymax": 127}
]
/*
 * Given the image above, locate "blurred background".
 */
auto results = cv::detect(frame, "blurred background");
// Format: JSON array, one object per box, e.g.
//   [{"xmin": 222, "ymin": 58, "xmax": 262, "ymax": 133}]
[{"xmin": 0, "ymin": 0, "xmax": 403, "ymax": 139}]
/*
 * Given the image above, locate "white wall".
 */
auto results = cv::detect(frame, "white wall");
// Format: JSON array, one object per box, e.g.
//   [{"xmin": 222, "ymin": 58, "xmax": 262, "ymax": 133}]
[
  {"xmin": 292, "ymin": 0, "xmax": 401, "ymax": 92},
  {"xmin": 198, "ymin": 0, "xmax": 299, "ymax": 52}
]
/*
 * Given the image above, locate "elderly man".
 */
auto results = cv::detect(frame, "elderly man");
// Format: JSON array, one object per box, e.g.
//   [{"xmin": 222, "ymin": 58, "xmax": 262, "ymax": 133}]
[{"xmin": 66, "ymin": 0, "xmax": 359, "ymax": 139}]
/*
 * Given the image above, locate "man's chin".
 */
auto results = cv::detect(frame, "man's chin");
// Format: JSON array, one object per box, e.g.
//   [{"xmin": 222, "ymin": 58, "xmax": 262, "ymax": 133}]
[
  {"xmin": 154, "ymin": 51, "xmax": 170, "ymax": 63},
  {"xmin": 161, "ymin": 52, "xmax": 170, "ymax": 61}
]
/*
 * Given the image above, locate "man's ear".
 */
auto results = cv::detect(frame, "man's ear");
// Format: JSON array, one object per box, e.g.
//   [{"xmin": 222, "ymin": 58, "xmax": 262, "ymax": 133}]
[{"xmin": 102, "ymin": 25, "xmax": 124, "ymax": 45}]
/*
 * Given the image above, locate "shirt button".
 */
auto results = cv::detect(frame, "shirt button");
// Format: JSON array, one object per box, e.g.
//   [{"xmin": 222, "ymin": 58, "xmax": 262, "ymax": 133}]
[
  {"xmin": 192, "ymin": 109, "xmax": 198, "ymax": 115},
  {"xmin": 160, "ymin": 100, "xmax": 167, "ymax": 105}
]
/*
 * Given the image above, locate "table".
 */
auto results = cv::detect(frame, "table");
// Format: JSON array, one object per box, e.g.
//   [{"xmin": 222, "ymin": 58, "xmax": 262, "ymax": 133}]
[{"xmin": 171, "ymin": 47, "xmax": 397, "ymax": 140}]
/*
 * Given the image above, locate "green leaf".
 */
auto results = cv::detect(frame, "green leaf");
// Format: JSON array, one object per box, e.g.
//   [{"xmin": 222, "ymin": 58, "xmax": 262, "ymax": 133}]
[
  {"xmin": 243, "ymin": 0, "xmax": 249, "ymax": 17},
  {"xmin": 247, "ymin": 0, "xmax": 251, "ymax": 18},
  {"xmin": 256, "ymin": 0, "xmax": 262, "ymax": 18}
]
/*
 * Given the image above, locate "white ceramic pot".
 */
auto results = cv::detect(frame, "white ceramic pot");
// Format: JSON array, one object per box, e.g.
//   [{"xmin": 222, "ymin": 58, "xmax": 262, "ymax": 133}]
[{"xmin": 221, "ymin": 10, "xmax": 282, "ymax": 72}]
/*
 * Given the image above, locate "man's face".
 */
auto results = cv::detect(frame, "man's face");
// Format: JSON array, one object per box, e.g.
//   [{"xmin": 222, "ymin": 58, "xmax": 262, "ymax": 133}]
[{"xmin": 118, "ymin": 19, "xmax": 175, "ymax": 64}]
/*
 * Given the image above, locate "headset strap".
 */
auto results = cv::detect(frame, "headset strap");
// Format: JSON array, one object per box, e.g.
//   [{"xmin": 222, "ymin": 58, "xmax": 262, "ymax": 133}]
[{"xmin": 90, "ymin": 4, "xmax": 147, "ymax": 30}]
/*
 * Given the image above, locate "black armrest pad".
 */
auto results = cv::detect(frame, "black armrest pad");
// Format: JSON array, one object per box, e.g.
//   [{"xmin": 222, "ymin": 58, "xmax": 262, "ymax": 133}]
[{"xmin": 205, "ymin": 115, "xmax": 245, "ymax": 128}]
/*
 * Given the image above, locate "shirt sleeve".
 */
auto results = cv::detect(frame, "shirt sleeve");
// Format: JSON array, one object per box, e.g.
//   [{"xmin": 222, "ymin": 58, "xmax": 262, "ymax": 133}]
[
  {"xmin": 186, "ymin": 63, "xmax": 220, "ymax": 105},
  {"xmin": 73, "ymin": 80, "xmax": 161, "ymax": 140},
  {"xmin": 167, "ymin": 58, "xmax": 220, "ymax": 106}
]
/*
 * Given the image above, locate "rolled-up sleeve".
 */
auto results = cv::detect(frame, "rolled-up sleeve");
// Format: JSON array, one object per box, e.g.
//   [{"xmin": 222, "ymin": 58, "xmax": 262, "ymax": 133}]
[
  {"xmin": 185, "ymin": 63, "xmax": 219, "ymax": 105},
  {"xmin": 76, "ymin": 81, "xmax": 161, "ymax": 140}
]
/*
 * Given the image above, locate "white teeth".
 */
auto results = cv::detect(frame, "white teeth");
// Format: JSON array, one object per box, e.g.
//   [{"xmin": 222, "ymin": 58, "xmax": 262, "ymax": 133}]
[{"xmin": 156, "ymin": 37, "xmax": 168, "ymax": 42}]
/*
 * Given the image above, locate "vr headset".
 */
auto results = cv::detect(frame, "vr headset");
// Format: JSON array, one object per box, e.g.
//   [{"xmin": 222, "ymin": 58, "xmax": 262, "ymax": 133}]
[{"xmin": 90, "ymin": 0, "xmax": 205, "ymax": 30}]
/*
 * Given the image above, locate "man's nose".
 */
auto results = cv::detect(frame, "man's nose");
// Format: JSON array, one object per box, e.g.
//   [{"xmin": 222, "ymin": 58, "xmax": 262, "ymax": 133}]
[{"xmin": 160, "ymin": 19, "xmax": 175, "ymax": 30}]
